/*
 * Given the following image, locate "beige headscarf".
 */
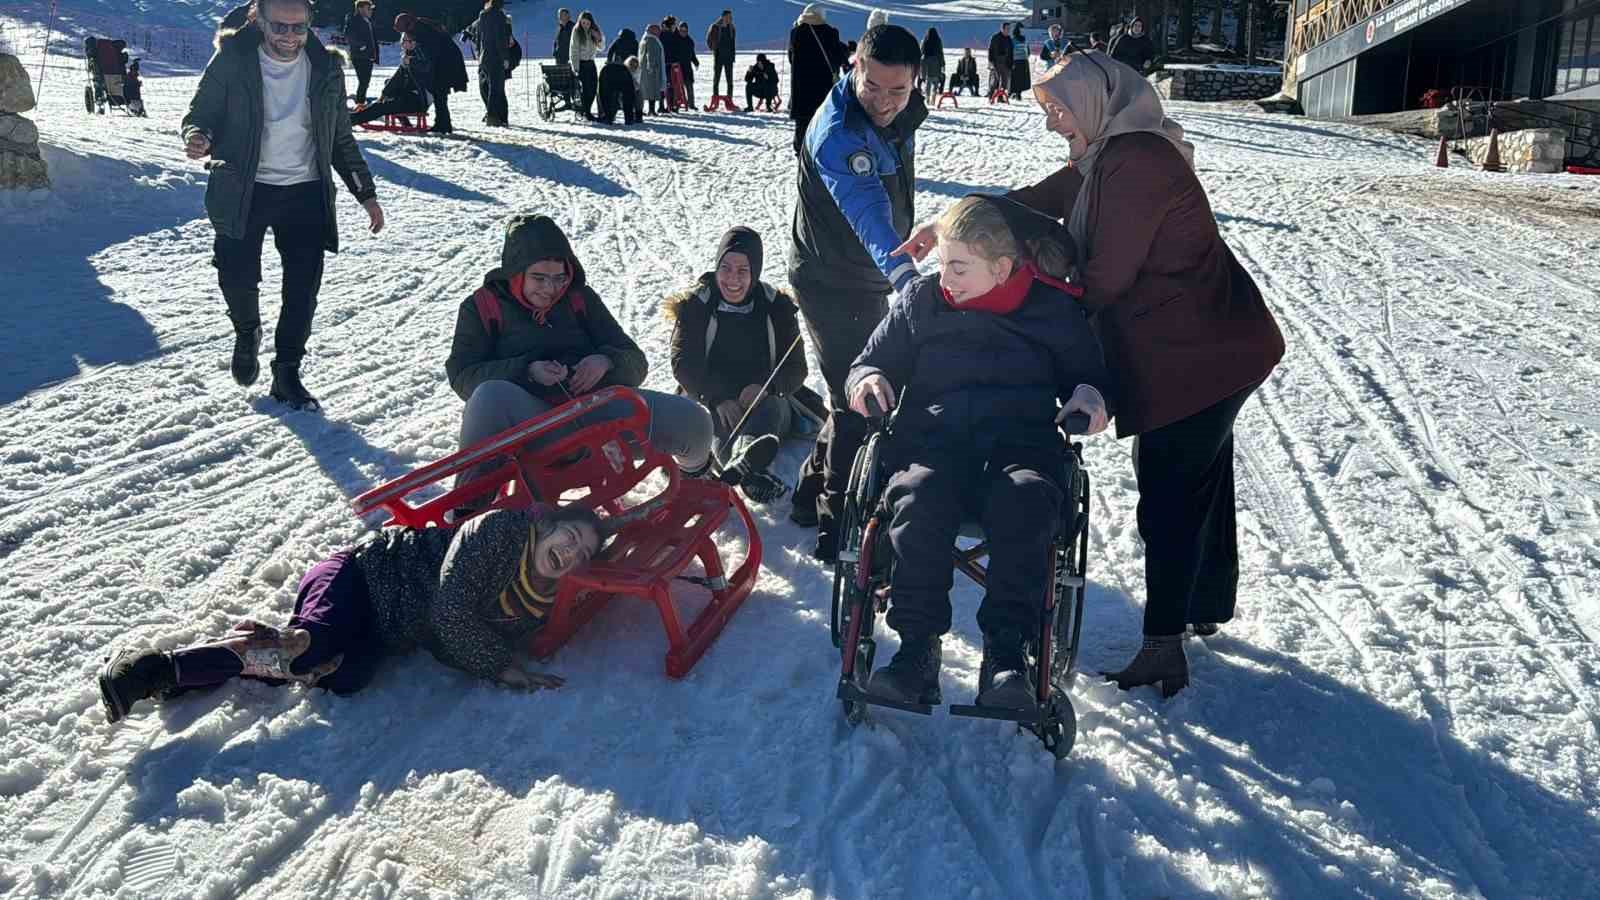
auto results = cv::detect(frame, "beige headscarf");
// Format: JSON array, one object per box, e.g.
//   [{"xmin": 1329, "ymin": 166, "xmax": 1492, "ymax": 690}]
[
  {"xmin": 796, "ymin": 4, "xmax": 826, "ymax": 27},
  {"xmin": 1033, "ymin": 51, "xmax": 1194, "ymax": 256}
]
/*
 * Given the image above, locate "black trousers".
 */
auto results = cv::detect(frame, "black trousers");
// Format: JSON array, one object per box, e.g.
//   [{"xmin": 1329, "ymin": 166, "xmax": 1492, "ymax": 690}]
[
  {"xmin": 479, "ymin": 69, "xmax": 508, "ymax": 122},
  {"xmin": 213, "ymin": 181, "xmax": 326, "ymax": 368},
  {"xmin": 790, "ymin": 276, "xmax": 889, "ymax": 535},
  {"xmin": 988, "ymin": 63, "xmax": 1010, "ymax": 96},
  {"xmin": 746, "ymin": 86, "xmax": 776, "ymax": 109},
  {"xmin": 433, "ymin": 87, "xmax": 453, "ymax": 130},
  {"xmin": 712, "ymin": 58, "xmax": 734, "ymax": 97},
  {"xmin": 353, "ymin": 59, "xmax": 374, "ymax": 104},
  {"xmin": 1133, "ymin": 383, "xmax": 1258, "ymax": 636},
  {"xmin": 885, "ymin": 443, "xmax": 1064, "ymax": 638},
  {"xmin": 578, "ymin": 60, "xmax": 598, "ymax": 117},
  {"xmin": 350, "ymin": 95, "xmax": 425, "ymax": 125},
  {"xmin": 599, "ymin": 79, "xmax": 639, "ymax": 124}
]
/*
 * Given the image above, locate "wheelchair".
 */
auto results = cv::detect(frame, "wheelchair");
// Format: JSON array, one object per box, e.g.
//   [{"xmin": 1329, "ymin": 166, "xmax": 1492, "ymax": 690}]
[
  {"xmin": 536, "ymin": 64, "xmax": 582, "ymax": 122},
  {"xmin": 84, "ymin": 37, "xmax": 145, "ymax": 117},
  {"xmin": 831, "ymin": 400, "xmax": 1092, "ymax": 759}
]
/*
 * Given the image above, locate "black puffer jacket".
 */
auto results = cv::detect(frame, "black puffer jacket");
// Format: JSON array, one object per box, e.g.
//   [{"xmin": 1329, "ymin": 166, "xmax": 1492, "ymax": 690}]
[
  {"xmin": 666, "ymin": 278, "xmax": 806, "ymax": 407},
  {"xmin": 846, "ymin": 272, "xmax": 1112, "ymax": 456}
]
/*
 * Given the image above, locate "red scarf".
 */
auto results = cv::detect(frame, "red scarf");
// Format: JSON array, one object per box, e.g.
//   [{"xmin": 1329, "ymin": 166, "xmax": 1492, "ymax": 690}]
[
  {"xmin": 939, "ymin": 262, "xmax": 1085, "ymax": 314},
  {"xmin": 508, "ymin": 261, "xmax": 573, "ymax": 325}
]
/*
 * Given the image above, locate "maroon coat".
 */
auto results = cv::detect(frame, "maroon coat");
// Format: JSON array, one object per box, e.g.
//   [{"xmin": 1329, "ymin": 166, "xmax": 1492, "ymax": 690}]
[{"xmin": 1008, "ymin": 132, "xmax": 1284, "ymax": 437}]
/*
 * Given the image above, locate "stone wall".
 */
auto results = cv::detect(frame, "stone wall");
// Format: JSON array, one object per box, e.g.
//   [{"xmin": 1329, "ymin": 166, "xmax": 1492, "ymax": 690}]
[
  {"xmin": 1463, "ymin": 128, "xmax": 1568, "ymax": 174},
  {"xmin": 1150, "ymin": 67, "xmax": 1283, "ymax": 103},
  {"xmin": 0, "ymin": 53, "xmax": 49, "ymax": 190}
]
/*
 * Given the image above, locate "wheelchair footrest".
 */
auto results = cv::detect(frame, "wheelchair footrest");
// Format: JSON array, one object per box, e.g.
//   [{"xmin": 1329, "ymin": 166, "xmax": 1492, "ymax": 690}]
[
  {"xmin": 837, "ymin": 679, "xmax": 934, "ymax": 716},
  {"xmin": 949, "ymin": 701, "xmax": 1046, "ymax": 724}
]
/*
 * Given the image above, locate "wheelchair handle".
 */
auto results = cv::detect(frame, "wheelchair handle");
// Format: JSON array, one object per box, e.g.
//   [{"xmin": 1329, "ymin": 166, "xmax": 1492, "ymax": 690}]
[{"xmin": 1059, "ymin": 412, "xmax": 1092, "ymax": 435}]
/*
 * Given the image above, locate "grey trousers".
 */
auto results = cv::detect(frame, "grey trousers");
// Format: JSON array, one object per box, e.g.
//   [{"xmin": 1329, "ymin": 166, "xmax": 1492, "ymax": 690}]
[{"xmin": 458, "ymin": 381, "xmax": 713, "ymax": 483}]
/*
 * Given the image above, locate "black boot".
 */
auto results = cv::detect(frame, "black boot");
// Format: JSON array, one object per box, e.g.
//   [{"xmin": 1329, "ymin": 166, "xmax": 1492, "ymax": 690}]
[
  {"xmin": 866, "ymin": 632, "xmax": 942, "ymax": 705},
  {"xmin": 738, "ymin": 469, "xmax": 788, "ymax": 505},
  {"xmin": 98, "ymin": 648, "xmax": 178, "ymax": 724},
  {"xmin": 1104, "ymin": 634, "xmax": 1188, "ymax": 698},
  {"xmin": 231, "ymin": 325, "xmax": 262, "ymax": 386},
  {"xmin": 975, "ymin": 629, "xmax": 1035, "ymax": 710},
  {"xmin": 269, "ymin": 360, "xmax": 320, "ymax": 411},
  {"xmin": 1191, "ymin": 622, "xmax": 1220, "ymax": 637},
  {"xmin": 719, "ymin": 434, "xmax": 780, "ymax": 487}
]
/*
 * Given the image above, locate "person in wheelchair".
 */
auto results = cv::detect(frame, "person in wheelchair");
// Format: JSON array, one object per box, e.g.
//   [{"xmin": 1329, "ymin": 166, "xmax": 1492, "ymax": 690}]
[
  {"xmin": 350, "ymin": 32, "xmax": 432, "ymax": 127},
  {"xmin": 96, "ymin": 503, "xmax": 605, "ymax": 724},
  {"xmin": 446, "ymin": 215, "xmax": 775, "ymax": 501},
  {"xmin": 845, "ymin": 195, "xmax": 1112, "ymax": 710},
  {"xmin": 743, "ymin": 54, "xmax": 779, "ymax": 111},
  {"xmin": 665, "ymin": 227, "xmax": 807, "ymax": 505}
]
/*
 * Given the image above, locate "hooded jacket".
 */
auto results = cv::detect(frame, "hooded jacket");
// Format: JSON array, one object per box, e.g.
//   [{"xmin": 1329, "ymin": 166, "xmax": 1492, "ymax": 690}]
[
  {"xmin": 445, "ymin": 215, "xmax": 648, "ymax": 404},
  {"xmin": 790, "ymin": 75, "xmax": 928, "ymax": 294},
  {"xmin": 1109, "ymin": 20, "xmax": 1155, "ymax": 72},
  {"xmin": 182, "ymin": 24, "xmax": 375, "ymax": 252},
  {"xmin": 666, "ymin": 228, "xmax": 807, "ymax": 407},
  {"xmin": 606, "ymin": 29, "xmax": 639, "ymax": 66}
]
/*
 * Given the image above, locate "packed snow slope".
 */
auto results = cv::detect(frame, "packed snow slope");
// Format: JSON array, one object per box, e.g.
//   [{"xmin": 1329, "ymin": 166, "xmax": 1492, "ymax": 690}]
[{"xmin": 3, "ymin": 47, "xmax": 1600, "ymax": 900}]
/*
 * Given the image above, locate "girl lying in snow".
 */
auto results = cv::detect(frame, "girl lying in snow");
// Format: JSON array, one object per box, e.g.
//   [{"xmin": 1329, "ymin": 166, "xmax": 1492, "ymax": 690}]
[{"xmin": 97, "ymin": 503, "xmax": 605, "ymax": 723}]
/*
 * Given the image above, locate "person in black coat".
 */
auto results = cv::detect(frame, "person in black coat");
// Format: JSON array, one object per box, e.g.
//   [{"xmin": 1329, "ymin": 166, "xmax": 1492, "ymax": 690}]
[
  {"xmin": 395, "ymin": 12, "xmax": 467, "ymax": 134},
  {"xmin": 605, "ymin": 28, "xmax": 637, "ymax": 65},
  {"xmin": 845, "ymin": 195, "xmax": 1112, "ymax": 710},
  {"xmin": 952, "ymin": 47, "xmax": 980, "ymax": 96},
  {"xmin": 786, "ymin": 4, "xmax": 847, "ymax": 155},
  {"xmin": 1109, "ymin": 17, "xmax": 1156, "ymax": 73},
  {"xmin": 919, "ymin": 27, "xmax": 945, "ymax": 95},
  {"xmin": 673, "ymin": 20, "xmax": 700, "ymax": 110},
  {"xmin": 474, "ymin": 0, "xmax": 511, "ymax": 126},
  {"xmin": 553, "ymin": 7, "xmax": 574, "ymax": 67},
  {"xmin": 351, "ymin": 30, "xmax": 432, "ymax": 126},
  {"xmin": 744, "ymin": 54, "xmax": 779, "ymax": 111},
  {"xmin": 705, "ymin": 10, "xmax": 736, "ymax": 102},
  {"xmin": 344, "ymin": 0, "xmax": 379, "ymax": 104},
  {"xmin": 667, "ymin": 228, "xmax": 808, "ymax": 504},
  {"xmin": 986, "ymin": 23, "xmax": 1013, "ymax": 97},
  {"xmin": 597, "ymin": 57, "xmax": 639, "ymax": 124}
]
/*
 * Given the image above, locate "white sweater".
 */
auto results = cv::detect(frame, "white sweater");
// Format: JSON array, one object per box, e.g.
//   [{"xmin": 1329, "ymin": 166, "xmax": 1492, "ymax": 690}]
[{"xmin": 256, "ymin": 47, "xmax": 317, "ymax": 185}]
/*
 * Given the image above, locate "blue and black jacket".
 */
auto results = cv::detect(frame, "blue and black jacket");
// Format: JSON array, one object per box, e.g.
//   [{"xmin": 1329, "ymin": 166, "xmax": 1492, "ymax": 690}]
[{"xmin": 788, "ymin": 75, "xmax": 928, "ymax": 295}]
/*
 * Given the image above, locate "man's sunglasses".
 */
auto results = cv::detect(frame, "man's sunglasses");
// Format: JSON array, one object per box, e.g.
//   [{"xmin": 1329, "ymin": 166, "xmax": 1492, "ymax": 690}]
[{"xmin": 263, "ymin": 20, "xmax": 310, "ymax": 36}]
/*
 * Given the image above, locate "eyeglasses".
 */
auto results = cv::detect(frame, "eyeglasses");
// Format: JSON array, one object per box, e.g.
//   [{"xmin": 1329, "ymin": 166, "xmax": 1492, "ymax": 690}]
[
  {"xmin": 264, "ymin": 20, "xmax": 310, "ymax": 36},
  {"xmin": 527, "ymin": 271, "xmax": 570, "ymax": 291}
]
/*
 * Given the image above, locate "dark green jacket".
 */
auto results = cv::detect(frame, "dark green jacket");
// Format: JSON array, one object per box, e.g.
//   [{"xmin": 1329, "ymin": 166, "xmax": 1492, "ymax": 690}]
[{"xmin": 181, "ymin": 24, "xmax": 376, "ymax": 253}]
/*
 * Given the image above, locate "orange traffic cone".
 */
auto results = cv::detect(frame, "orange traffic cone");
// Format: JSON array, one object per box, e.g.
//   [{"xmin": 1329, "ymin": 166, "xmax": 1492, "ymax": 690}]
[
  {"xmin": 1481, "ymin": 129, "xmax": 1504, "ymax": 173},
  {"xmin": 1434, "ymin": 135, "xmax": 1449, "ymax": 168}
]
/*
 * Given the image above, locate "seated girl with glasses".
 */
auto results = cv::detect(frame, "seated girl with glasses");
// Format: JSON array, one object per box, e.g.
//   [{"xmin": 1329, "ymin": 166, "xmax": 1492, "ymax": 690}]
[{"xmin": 445, "ymin": 215, "xmax": 775, "ymax": 505}]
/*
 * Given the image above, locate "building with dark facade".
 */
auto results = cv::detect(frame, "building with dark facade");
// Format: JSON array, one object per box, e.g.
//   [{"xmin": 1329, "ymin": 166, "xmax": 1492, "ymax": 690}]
[{"xmin": 1290, "ymin": 0, "xmax": 1600, "ymax": 118}]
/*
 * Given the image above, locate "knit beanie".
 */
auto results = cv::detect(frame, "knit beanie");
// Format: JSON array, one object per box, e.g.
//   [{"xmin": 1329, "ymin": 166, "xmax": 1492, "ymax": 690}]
[{"xmin": 713, "ymin": 226, "xmax": 763, "ymax": 282}]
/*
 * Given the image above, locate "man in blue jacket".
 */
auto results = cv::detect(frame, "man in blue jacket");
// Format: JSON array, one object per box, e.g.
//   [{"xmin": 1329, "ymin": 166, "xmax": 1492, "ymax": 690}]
[{"xmin": 787, "ymin": 23, "xmax": 927, "ymax": 561}]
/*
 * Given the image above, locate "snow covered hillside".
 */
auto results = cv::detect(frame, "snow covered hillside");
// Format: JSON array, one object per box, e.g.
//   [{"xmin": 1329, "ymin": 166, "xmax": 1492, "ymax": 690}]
[{"xmin": 3, "ymin": 42, "xmax": 1600, "ymax": 900}]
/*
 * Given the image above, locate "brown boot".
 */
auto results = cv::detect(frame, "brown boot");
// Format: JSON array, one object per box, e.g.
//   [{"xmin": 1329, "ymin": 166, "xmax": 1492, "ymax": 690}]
[{"xmin": 1104, "ymin": 634, "xmax": 1188, "ymax": 698}]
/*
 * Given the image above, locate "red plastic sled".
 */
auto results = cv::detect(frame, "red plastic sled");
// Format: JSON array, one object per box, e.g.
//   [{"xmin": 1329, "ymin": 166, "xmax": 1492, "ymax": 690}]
[
  {"xmin": 936, "ymin": 90, "xmax": 959, "ymax": 109},
  {"xmin": 704, "ymin": 94, "xmax": 738, "ymax": 112},
  {"xmin": 668, "ymin": 64, "xmax": 689, "ymax": 112},
  {"xmin": 351, "ymin": 387, "xmax": 763, "ymax": 678},
  {"xmin": 357, "ymin": 109, "xmax": 430, "ymax": 134}
]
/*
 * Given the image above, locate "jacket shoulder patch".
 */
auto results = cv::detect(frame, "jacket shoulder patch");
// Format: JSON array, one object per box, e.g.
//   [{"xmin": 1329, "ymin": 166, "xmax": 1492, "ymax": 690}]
[{"xmin": 847, "ymin": 150, "xmax": 875, "ymax": 176}]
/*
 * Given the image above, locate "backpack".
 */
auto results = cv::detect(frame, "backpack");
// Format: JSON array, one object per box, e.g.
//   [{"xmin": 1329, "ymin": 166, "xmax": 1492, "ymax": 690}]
[{"xmin": 472, "ymin": 283, "xmax": 587, "ymax": 336}]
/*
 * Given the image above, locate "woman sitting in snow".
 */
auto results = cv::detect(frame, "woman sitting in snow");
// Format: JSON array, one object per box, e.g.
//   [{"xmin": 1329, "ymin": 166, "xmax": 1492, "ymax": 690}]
[
  {"xmin": 846, "ymin": 194, "xmax": 1112, "ymax": 711},
  {"xmin": 98, "ymin": 503, "xmax": 606, "ymax": 723},
  {"xmin": 665, "ymin": 227, "xmax": 807, "ymax": 504}
]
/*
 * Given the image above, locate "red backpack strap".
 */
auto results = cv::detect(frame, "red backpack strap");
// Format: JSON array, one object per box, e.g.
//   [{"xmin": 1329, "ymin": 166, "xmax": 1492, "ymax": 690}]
[{"xmin": 472, "ymin": 286, "xmax": 502, "ymax": 335}]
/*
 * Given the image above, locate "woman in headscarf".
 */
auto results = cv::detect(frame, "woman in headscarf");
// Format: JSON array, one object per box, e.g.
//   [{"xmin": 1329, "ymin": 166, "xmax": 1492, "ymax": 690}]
[{"xmin": 895, "ymin": 51, "xmax": 1285, "ymax": 698}]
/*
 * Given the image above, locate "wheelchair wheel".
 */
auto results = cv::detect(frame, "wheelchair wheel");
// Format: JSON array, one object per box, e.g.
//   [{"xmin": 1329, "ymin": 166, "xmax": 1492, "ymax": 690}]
[
  {"xmin": 84, "ymin": 85, "xmax": 95, "ymax": 113},
  {"xmin": 536, "ymin": 81, "xmax": 555, "ymax": 121},
  {"xmin": 1039, "ymin": 694, "xmax": 1078, "ymax": 760}
]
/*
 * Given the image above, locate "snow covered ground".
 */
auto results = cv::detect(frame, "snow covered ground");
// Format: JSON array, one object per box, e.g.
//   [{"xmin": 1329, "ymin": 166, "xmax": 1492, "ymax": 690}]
[{"xmin": 3, "ymin": 35, "xmax": 1600, "ymax": 900}]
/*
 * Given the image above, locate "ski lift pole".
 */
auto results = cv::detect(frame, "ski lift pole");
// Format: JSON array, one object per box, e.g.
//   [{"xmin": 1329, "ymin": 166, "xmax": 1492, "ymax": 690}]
[
  {"xmin": 715, "ymin": 333, "xmax": 804, "ymax": 466},
  {"xmin": 35, "ymin": 0, "xmax": 59, "ymax": 101}
]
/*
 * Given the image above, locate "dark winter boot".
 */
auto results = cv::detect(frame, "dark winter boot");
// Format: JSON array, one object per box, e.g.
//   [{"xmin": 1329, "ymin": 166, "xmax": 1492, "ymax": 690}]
[
  {"xmin": 974, "ymin": 629, "xmax": 1035, "ymax": 710},
  {"xmin": 231, "ymin": 325, "xmax": 262, "ymax": 386},
  {"xmin": 269, "ymin": 360, "xmax": 321, "ymax": 412},
  {"xmin": 1104, "ymin": 634, "xmax": 1188, "ymax": 698},
  {"xmin": 98, "ymin": 648, "xmax": 178, "ymax": 724},
  {"xmin": 866, "ymin": 632, "xmax": 942, "ymax": 705},
  {"xmin": 1191, "ymin": 623, "xmax": 1220, "ymax": 637},
  {"xmin": 738, "ymin": 469, "xmax": 788, "ymax": 505},
  {"xmin": 719, "ymin": 434, "xmax": 780, "ymax": 487}
]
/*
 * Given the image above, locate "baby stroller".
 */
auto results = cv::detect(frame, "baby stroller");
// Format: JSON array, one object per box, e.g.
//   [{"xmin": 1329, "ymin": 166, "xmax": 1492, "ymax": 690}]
[
  {"xmin": 832, "ymin": 397, "xmax": 1093, "ymax": 759},
  {"xmin": 536, "ymin": 63, "xmax": 582, "ymax": 121},
  {"xmin": 84, "ymin": 37, "xmax": 145, "ymax": 117}
]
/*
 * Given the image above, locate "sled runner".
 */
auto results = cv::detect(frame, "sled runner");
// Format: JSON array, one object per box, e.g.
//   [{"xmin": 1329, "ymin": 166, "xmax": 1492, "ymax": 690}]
[
  {"xmin": 935, "ymin": 90, "xmax": 959, "ymax": 109},
  {"xmin": 353, "ymin": 387, "xmax": 763, "ymax": 677},
  {"xmin": 356, "ymin": 109, "xmax": 430, "ymax": 134},
  {"xmin": 831, "ymin": 397, "xmax": 1092, "ymax": 759}
]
